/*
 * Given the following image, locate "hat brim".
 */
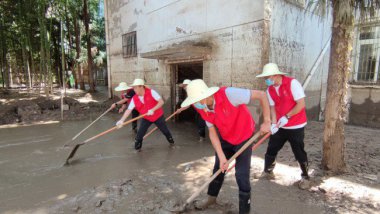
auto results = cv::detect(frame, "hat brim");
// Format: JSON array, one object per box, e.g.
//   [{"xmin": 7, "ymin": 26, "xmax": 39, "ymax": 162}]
[
  {"xmin": 130, "ymin": 83, "xmax": 145, "ymax": 87},
  {"xmin": 181, "ymin": 87, "xmax": 219, "ymax": 108},
  {"xmin": 115, "ymin": 86, "xmax": 131, "ymax": 91},
  {"xmin": 256, "ymin": 71, "xmax": 287, "ymax": 78}
]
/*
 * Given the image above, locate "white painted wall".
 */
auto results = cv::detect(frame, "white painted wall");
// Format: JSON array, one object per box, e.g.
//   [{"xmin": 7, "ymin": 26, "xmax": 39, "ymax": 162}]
[{"xmin": 269, "ymin": 0, "xmax": 332, "ymax": 119}]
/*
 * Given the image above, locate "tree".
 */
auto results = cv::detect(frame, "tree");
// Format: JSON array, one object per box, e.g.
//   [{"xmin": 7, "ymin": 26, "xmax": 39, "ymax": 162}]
[
  {"xmin": 83, "ymin": 0, "xmax": 95, "ymax": 92},
  {"xmin": 311, "ymin": 0, "xmax": 380, "ymax": 173}
]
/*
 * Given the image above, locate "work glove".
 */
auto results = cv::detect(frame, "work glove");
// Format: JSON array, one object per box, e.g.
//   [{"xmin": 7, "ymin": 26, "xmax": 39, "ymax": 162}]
[
  {"xmin": 147, "ymin": 109, "xmax": 154, "ymax": 116},
  {"xmin": 277, "ymin": 116, "xmax": 289, "ymax": 128},
  {"xmin": 271, "ymin": 124, "xmax": 279, "ymax": 135},
  {"xmin": 116, "ymin": 120, "xmax": 124, "ymax": 129}
]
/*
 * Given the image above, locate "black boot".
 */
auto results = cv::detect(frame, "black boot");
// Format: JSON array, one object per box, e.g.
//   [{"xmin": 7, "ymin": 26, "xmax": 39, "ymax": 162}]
[
  {"xmin": 134, "ymin": 139, "xmax": 142, "ymax": 151},
  {"xmin": 299, "ymin": 161, "xmax": 309, "ymax": 179},
  {"xmin": 264, "ymin": 154, "xmax": 276, "ymax": 173},
  {"xmin": 167, "ymin": 137, "xmax": 174, "ymax": 146},
  {"xmin": 239, "ymin": 191, "xmax": 251, "ymax": 214}
]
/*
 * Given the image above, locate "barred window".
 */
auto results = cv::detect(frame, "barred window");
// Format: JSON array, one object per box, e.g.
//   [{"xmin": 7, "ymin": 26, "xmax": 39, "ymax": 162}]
[
  {"xmin": 352, "ymin": 25, "xmax": 380, "ymax": 84},
  {"xmin": 122, "ymin": 31, "xmax": 137, "ymax": 58}
]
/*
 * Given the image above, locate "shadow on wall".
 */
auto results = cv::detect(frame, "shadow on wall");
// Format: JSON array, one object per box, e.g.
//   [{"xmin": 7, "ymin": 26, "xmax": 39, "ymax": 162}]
[{"xmin": 349, "ymin": 96, "xmax": 380, "ymax": 128}]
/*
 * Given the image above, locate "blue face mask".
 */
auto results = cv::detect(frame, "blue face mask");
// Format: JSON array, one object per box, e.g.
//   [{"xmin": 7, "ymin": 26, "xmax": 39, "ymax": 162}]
[
  {"xmin": 265, "ymin": 78, "xmax": 274, "ymax": 86},
  {"xmin": 194, "ymin": 102, "xmax": 206, "ymax": 110}
]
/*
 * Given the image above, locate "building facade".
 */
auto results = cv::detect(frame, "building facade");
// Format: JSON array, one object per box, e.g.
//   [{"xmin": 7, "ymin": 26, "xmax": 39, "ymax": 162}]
[{"xmin": 104, "ymin": 0, "xmax": 332, "ymax": 122}]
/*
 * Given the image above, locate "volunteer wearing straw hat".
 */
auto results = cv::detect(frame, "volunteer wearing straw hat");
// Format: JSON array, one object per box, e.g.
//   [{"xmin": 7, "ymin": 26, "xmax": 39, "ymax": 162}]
[
  {"xmin": 111, "ymin": 82, "xmax": 139, "ymax": 133},
  {"xmin": 256, "ymin": 63, "xmax": 310, "ymax": 189},
  {"xmin": 181, "ymin": 79, "xmax": 271, "ymax": 213},
  {"xmin": 178, "ymin": 79, "xmax": 206, "ymax": 142},
  {"xmin": 116, "ymin": 79, "xmax": 174, "ymax": 151}
]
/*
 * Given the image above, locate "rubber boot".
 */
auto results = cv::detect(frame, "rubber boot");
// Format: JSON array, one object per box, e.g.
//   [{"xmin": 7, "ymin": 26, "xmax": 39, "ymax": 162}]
[
  {"xmin": 194, "ymin": 196, "xmax": 217, "ymax": 210},
  {"xmin": 239, "ymin": 191, "xmax": 251, "ymax": 214},
  {"xmin": 134, "ymin": 139, "xmax": 142, "ymax": 151},
  {"xmin": 167, "ymin": 137, "xmax": 175, "ymax": 147},
  {"xmin": 298, "ymin": 162, "xmax": 311, "ymax": 190}
]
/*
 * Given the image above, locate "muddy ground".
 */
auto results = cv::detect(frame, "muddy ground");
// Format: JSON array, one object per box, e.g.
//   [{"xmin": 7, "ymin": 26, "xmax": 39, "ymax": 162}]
[
  {"xmin": 0, "ymin": 89, "xmax": 379, "ymax": 214},
  {"xmin": 0, "ymin": 87, "xmax": 117, "ymax": 125}
]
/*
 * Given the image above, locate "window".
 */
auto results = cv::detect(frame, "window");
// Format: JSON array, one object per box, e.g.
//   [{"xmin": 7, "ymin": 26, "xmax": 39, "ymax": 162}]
[
  {"xmin": 353, "ymin": 25, "xmax": 380, "ymax": 84},
  {"xmin": 122, "ymin": 31, "xmax": 137, "ymax": 58}
]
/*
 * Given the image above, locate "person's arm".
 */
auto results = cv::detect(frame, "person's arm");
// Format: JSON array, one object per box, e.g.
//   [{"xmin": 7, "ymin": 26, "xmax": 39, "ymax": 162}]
[
  {"xmin": 111, "ymin": 98, "xmax": 128, "ymax": 109},
  {"xmin": 208, "ymin": 126, "xmax": 228, "ymax": 172},
  {"xmin": 250, "ymin": 90, "xmax": 271, "ymax": 133},
  {"xmin": 269, "ymin": 106, "xmax": 276, "ymax": 123},
  {"xmin": 150, "ymin": 98, "xmax": 164, "ymax": 112},
  {"xmin": 286, "ymin": 98, "xmax": 305, "ymax": 117}
]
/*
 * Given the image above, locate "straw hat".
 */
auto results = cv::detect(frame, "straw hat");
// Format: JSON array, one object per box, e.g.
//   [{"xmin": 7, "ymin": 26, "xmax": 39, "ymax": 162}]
[
  {"xmin": 179, "ymin": 79, "xmax": 191, "ymax": 88},
  {"xmin": 181, "ymin": 79, "xmax": 219, "ymax": 108},
  {"xmin": 114, "ymin": 82, "xmax": 131, "ymax": 91},
  {"xmin": 130, "ymin": 79, "xmax": 145, "ymax": 87},
  {"xmin": 256, "ymin": 63, "xmax": 287, "ymax": 78}
]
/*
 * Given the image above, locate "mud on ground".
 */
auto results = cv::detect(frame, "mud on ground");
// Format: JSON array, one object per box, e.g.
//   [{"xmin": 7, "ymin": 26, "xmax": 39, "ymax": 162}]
[
  {"xmin": 0, "ymin": 87, "xmax": 118, "ymax": 125},
  {"xmin": 0, "ymin": 112, "xmax": 379, "ymax": 214}
]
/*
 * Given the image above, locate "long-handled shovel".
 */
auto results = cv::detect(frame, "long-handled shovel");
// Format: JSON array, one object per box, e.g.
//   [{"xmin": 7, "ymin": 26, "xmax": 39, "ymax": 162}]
[
  {"xmin": 143, "ymin": 108, "xmax": 182, "ymax": 139},
  {"xmin": 64, "ymin": 114, "xmax": 146, "ymax": 166},
  {"xmin": 70, "ymin": 107, "xmax": 113, "ymax": 141},
  {"xmin": 170, "ymin": 131, "xmax": 267, "ymax": 213},
  {"xmin": 226, "ymin": 132, "xmax": 271, "ymax": 173}
]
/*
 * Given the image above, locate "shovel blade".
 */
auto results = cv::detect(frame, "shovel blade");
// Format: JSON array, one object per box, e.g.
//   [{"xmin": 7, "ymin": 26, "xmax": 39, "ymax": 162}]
[{"xmin": 64, "ymin": 144, "xmax": 82, "ymax": 166}]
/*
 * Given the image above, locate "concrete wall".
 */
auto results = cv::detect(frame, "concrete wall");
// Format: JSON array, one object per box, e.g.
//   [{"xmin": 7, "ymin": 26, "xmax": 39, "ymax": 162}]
[
  {"xmin": 349, "ymin": 86, "xmax": 380, "ymax": 128},
  {"xmin": 269, "ymin": 0, "xmax": 332, "ymax": 120},
  {"xmin": 104, "ymin": 0, "xmax": 332, "ymax": 121}
]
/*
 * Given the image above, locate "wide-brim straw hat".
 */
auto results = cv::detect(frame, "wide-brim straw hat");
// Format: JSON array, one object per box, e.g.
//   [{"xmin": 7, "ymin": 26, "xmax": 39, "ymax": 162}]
[
  {"xmin": 114, "ymin": 82, "xmax": 131, "ymax": 91},
  {"xmin": 181, "ymin": 79, "xmax": 219, "ymax": 108},
  {"xmin": 256, "ymin": 63, "xmax": 287, "ymax": 78},
  {"xmin": 130, "ymin": 78, "xmax": 145, "ymax": 87},
  {"xmin": 179, "ymin": 79, "xmax": 191, "ymax": 88}
]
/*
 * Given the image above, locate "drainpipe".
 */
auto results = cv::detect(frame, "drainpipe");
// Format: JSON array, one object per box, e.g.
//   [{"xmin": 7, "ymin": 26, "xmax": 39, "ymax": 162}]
[{"xmin": 104, "ymin": 0, "xmax": 113, "ymax": 98}]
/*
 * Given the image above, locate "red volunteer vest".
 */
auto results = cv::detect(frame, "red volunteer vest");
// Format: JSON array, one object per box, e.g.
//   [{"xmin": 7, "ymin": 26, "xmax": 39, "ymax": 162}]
[
  {"xmin": 121, "ymin": 89, "xmax": 133, "ymax": 104},
  {"xmin": 268, "ymin": 76, "xmax": 307, "ymax": 127},
  {"xmin": 196, "ymin": 87, "xmax": 255, "ymax": 145},
  {"xmin": 132, "ymin": 88, "xmax": 163, "ymax": 122}
]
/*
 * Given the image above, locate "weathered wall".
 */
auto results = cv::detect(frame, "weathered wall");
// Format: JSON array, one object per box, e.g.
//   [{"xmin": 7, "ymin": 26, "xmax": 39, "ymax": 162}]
[
  {"xmin": 105, "ymin": 0, "xmax": 332, "ymax": 121},
  {"xmin": 105, "ymin": 0, "xmax": 267, "ymax": 116},
  {"xmin": 348, "ymin": 86, "xmax": 380, "ymax": 128},
  {"xmin": 269, "ymin": 0, "xmax": 332, "ymax": 120}
]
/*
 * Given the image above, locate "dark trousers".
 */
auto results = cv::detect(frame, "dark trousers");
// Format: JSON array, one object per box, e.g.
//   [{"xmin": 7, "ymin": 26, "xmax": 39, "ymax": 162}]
[
  {"xmin": 208, "ymin": 136, "xmax": 253, "ymax": 197},
  {"xmin": 135, "ymin": 115, "xmax": 173, "ymax": 150},
  {"xmin": 264, "ymin": 127, "xmax": 309, "ymax": 178},
  {"xmin": 131, "ymin": 109, "xmax": 139, "ymax": 130},
  {"xmin": 196, "ymin": 114, "xmax": 206, "ymax": 138}
]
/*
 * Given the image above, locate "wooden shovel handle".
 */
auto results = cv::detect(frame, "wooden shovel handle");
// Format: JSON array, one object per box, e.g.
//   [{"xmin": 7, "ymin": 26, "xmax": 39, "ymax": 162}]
[
  {"xmin": 185, "ymin": 131, "xmax": 265, "ymax": 205},
  {"xmin": 226, "ymin": 132, "xmax": 271, "ymax": 172},
  {"xmin": 143, "ymin": 108, "xmax": 182, "ymax": 139},
  {"xmin": 83, "ymin": 114, "xmax": 146, "ymax": 143}
]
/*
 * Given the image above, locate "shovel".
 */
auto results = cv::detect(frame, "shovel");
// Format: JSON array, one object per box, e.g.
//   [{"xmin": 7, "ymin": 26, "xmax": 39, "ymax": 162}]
[
  {"xmin": 64, "ymin": 114, "xmax": 146, "ymax": 165},
  {"xmin": 71, "ymin": 107, "xmax": 113, "ymax": 141},
  {"xmin": 143, "ymin": 108, "xmax": 183, "ymax": 139},
  {"xmin": 170, "ymin": 131, "xmax": 267, "ymax": 213},
  {"xmin": 226, "ymin": 132, "xmax": 271, "ymax": 173}
]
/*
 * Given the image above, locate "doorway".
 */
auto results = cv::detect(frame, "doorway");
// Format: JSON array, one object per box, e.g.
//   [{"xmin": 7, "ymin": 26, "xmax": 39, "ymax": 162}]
[{"xmin": 171, "ymin": 62, "xmax": 203, "ymax": 122}]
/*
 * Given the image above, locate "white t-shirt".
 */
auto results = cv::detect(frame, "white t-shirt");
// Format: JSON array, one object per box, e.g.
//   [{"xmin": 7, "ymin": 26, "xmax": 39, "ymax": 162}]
[
  {"xmin": 205, "ymin": 87, "xmax": 251, "ymax": 127},
  {"xmin": 128, "ymin": 89, "xmax": 161, "ymax": 110},
  {"xmin": 266, "ymin": 79, "xmax": 307, "ymax": 129}
]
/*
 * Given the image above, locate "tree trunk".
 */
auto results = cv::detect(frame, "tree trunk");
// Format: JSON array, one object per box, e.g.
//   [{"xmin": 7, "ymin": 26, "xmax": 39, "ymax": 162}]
[
  {"xmin": 83, "ymin": 0, "xmax": 95, "ymax": 92},
  {"xmin": 322, "ymin": 3, "xmax": 354, "ymax": 173},
  {"xmin": 74, "ymin": 18, "xmax": 84, "ymax": 90}
]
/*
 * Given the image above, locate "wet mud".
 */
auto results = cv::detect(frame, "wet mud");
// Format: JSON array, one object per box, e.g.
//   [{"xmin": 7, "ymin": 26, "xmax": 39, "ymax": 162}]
[{"xmin": 0, "ymin": 117, "xmax": 379, "ymax": 213}]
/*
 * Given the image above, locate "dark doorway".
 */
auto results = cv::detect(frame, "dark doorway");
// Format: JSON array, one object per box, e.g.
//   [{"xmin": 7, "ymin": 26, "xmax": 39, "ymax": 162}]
[{"xmin": 171, "ymin": 62, "xmax": 203, "ymax": 122}]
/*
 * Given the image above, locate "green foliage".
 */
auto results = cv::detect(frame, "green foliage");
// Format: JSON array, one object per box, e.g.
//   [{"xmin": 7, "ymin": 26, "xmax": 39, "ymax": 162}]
[{"xmin": 0, "ymin": 0, "xmax": 106, "ymax": 89}]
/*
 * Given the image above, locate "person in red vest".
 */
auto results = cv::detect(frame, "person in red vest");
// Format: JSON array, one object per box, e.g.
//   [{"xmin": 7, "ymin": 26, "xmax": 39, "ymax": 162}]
[
  {"xmin": 181, "ymin": 79, "xmax": 271, "ymax": 214},
  {"xmin": 256, "ymin": 63, "xmax": 310, "ymax": 189},
  {"xmin": 111, "ymin": 82, "xmax": 139, "ymax": 133},
  {"xmin": 178, "ymin": 79, "xmax": 206, "ymax": 142},
  {"xmin": 116, "ymin": 79, "xmax": 174, "ymax": 151}
]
